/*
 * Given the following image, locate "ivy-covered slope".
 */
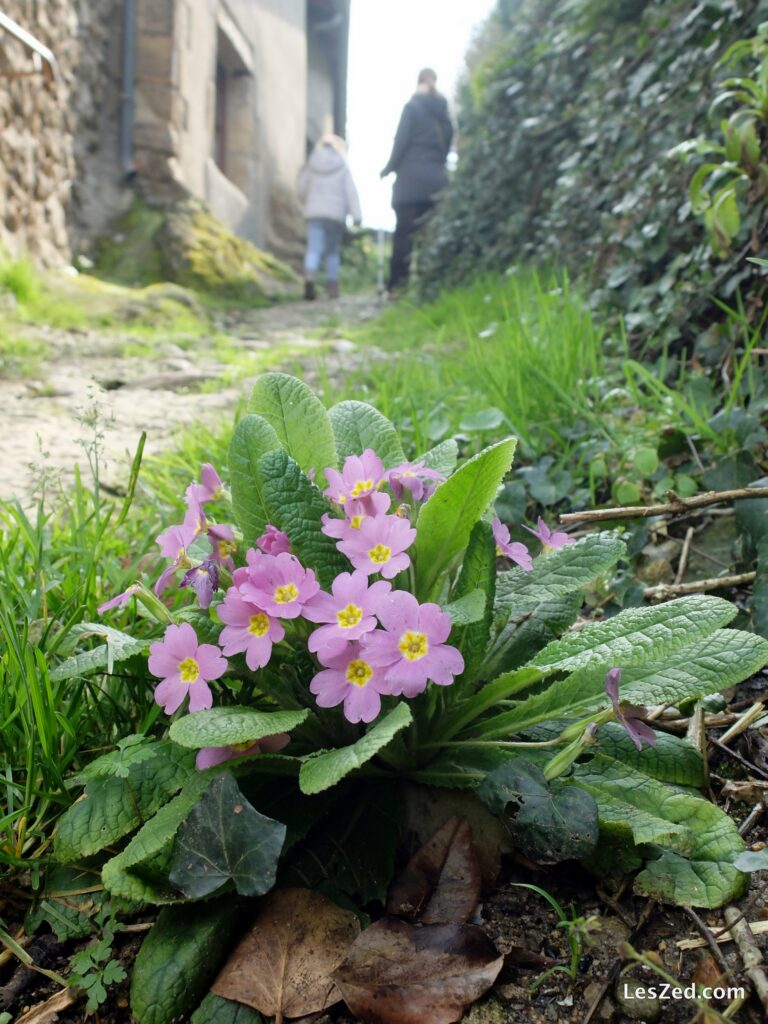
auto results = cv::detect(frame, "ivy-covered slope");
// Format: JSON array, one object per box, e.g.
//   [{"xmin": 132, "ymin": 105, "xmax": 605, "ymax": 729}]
[{"xmin": 421, "ymin": 0, "xmax": 768, "ymax": 342}]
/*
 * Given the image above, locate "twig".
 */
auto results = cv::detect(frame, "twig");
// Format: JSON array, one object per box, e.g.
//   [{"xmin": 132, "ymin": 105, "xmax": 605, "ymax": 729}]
[
  {"xmin": 686, "ymin": 702, "xmax": 711, "ymax": 794},
  {"xmin": 675, "ymin": 527, "xmax": 695, "ymax": 585},
  {"xmin": 739, "ymin": 801, "xmax": 766, "ymax": 837},
  {"xmin": 559, "ymin": 487, "xmax": 768, "ymax": 525},
  {"xmin": 678, "ymin": 919, "xmax": 768, "ymax": 949},
  {"xmin": 724, "ymin": 906, "xmax": 768, "ymax": 1016},
  {"xmin": 719, "ymin": 701, "xmax": 767, "ymax": 746},
  {"xmin": 14, "ymin": 987, "xmax": 77, "ymax": 1024},
  {"xmin": 683, "ymin": 907, "xmax": 731, "ymax": 978},
  {"xmin": 644, "ymin": 572, "xmax": 756, "ymax": 602},
  {"xmin": 711, "ymin": 738, "xmax": 768, "ymax": 781}
]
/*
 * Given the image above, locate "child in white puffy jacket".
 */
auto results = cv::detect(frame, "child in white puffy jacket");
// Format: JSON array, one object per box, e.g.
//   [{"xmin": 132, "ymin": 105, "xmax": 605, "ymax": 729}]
[{"xmin": 297, "ymin": 135, "xmax": 362, "ymax": 300}]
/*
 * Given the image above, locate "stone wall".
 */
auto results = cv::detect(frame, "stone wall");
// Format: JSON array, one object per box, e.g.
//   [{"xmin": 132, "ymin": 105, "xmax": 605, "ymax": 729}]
[{"xmin": 0, "ymin": 0, "xmax": 126, "ymax": 265}]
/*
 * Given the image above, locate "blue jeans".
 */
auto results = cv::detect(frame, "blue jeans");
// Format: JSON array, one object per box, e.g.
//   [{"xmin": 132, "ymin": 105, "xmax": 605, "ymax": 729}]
[{"xmin": 304, "ymin": 218, "xmax": 343, "ymax": 282}]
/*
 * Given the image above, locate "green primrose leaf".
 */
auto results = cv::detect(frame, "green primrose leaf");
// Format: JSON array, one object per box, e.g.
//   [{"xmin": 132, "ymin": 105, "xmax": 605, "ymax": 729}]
[
  {"xmin": 130, "ymin": 897, "xmax": 240, "ymax": 1024},
  {"xmin": 414, "ymin": 437, "xmax": 517, "ymax": 598},
  {"xmin": 250, "ymin": 372, "xmax": 337, "ymax": 484},
  {"xmin": 419, "ymin": 438, "xmax": 459, "ymax": 477},
  {"xmin": 482, "ymin": 592, "xmax": 582, "ymax": 679},
  {"xmin": 441, "ymin": 589, "xmax": 487, "ymax": 627},
  {"xmin": 169, "ymin": 707, "xmax": 309, "ymax": 749},
  {"xmin": 299, "ymin": 702, "xmax": 412, "ymax": 794},
  {"xmin": 168, "ymin": 773, "xmax": 286, "ymax": 899},
  {"xmin": 594, "ymin": 725, "xmax": 705, "ymax": 788},
  {"xmin": 228, "ymin": 414, "xmax": 282, "ymax": 545},
  {"xmin": 328, "ymin": 399, "xmax": 406, "ymax": 468},
  {"xmin": 192, "ymin": 994, "xmax": 265, "ymax": 1024},
  {"xmin": 50, "ymin": 623, "xmax": 149, "ymax": 682},
  {"xmin": 451, "ymin": 521, "xmax": 497, "ymax": 684}
]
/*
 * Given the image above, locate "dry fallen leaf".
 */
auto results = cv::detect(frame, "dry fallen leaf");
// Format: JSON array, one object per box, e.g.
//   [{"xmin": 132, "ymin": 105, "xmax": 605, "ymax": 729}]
[
  {"xmin": 720, "ymin": 779, "xmax": 768, "ymax": 805},
  {"xmin": 212, "ymin": 888, "xmax": 360, "ymax": 1023},
  {"xmin": 386, "ymin": 816, "xmax": 482, "ymax": 924},
  {"xmin": 332, "ymin": 916, "xmax": 504, "ymax": 1024}
]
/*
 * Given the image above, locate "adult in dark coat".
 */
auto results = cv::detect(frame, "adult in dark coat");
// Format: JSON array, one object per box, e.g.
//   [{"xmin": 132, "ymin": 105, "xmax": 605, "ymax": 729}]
[{"xmin": 381, "ymin": 68, "xmax": 453, "ymax": 292}]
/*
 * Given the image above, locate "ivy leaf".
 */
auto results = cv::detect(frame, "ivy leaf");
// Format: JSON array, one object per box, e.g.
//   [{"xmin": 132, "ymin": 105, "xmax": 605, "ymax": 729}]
[
  {"xmin": 299, "ymin": 703, "xmax": 412, "ymax": 795},
  {"xmin": 414, "ymin": 438, "xmax": 517, "ymax": 598},
  {"xmin": 477, "ymin": 759, "xmax": 598, "ymax": 863},
  {"xmin": 328, "ymin": 399, "xmax": 406, "ymax": 468},
  {"xmin": 169, "ymin": 707, "xmax": 309, "ymax": 749},
  {"xmin": 169, "ymin": 773, "xmax": 286, "ymax": 899},
  {"xmin": 228, "ymin": 414, "xmax": 282, "ymax": 545},
  {"xmin": 250, "ymin": 372, "xmax": 337, "ymax": 484}
]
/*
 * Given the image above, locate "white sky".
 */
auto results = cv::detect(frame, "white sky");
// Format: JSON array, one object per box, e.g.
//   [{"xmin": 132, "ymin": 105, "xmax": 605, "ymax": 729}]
[{"xmin": 346, "ymin": 0, "xmax": 498, "ymax": 229}]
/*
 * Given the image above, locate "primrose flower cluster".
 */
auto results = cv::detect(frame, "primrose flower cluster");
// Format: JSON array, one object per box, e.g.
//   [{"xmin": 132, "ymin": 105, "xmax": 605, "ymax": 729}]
[{"xmin": 100, "ymin": 450, "xmax": 579, "ymax": 768}]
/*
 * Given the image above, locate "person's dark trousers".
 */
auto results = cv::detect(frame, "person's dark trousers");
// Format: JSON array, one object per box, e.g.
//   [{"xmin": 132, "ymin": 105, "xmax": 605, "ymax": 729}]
[{"xmin": 388, "ymin": 201, "xmax": 434, "ymax": 291}]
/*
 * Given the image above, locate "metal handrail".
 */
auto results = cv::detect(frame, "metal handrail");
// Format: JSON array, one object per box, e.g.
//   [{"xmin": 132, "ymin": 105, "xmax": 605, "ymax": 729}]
[{"xmin": 0, "ymin": 10, "xmax": 57, "ymax": 82}]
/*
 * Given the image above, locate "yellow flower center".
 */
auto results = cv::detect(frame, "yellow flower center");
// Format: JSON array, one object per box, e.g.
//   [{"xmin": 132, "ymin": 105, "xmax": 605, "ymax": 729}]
[
  {"xmin": 398, "ymin": 631, "xmax": 428, "ymax": 661},
  {"xmin": 218, "ymin": 538, "xmax": 237, "ymax": 559},
  {"xmin": 231, "ymin": 739, "xmax": 256, "ymax": 753},
  {"xmin": 248, "ymin": 613, "xmax": 270, "ymax": 636},
  {"xmin": 345, "ymin": 659, "xmax": 373, "ymax": 687},
  {"xmin": 403, "ymin": 470, "xmax": 416, "ymax": 477},
  {"xmin": 350, "ymin": 478, "xmax": 374, "ymax": 497},
  {"xmin": 178, "ymin": 657, "xmax": 200, "ymax": 683},
  {"xmin": 368, "ymin": 543, "xmax": 391, "ymax": 565},
  {"xmin": 350, "ymin": 514, "xmax": 365, "ymax": 529},
  {"xmin": 178, "ymin": 549, "xmax": 193, "ymax": 568},
  {"xmin": 337, "ymin": 603, "xmax": 363, "ymax": 628},
  {"xmin": 273, "ymin": 582, "xmax": 299, "ymax": 604},
  {"xmin": 338, "ymin": 494, "xmax": 347, "ymax": 505}
]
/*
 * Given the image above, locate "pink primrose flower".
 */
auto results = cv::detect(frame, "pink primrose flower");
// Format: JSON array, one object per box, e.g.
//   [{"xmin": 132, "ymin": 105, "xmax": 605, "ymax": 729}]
[
  {"xmin": 186, "ymin": 463, "xmax": 225, "ymax": 505},
  {"xmin": 256, "ymin": 524, "xmax": 291, "ymax": 556},
  {"xmin": 207, "ymin": 523, "xmax": 236, "ymax": 569},
  {"xmin": 361, "ymin": 591, "xmax": 464, "ymax": 697},
  {"xmin": 148, "ymin": 622, "xmax": 227, "ymax": 715},
  {"xmin": 323, "ymin": 449, "xmax": 386, "ymax": 505},
  {"xmin": 238, "ymin": 551, "xmax": 320, "ymax": 619},
  {"xmin": 491, "ymin": 518, "xmax": 533, "ymax": 572},
  {"xmin": 310, "ymin": 641, "xmax": 395, "ymax": 723},
  {"xmin": 337, "ymin": 514, "xmax": 416, "ymax": 578},
  {"xmin": 98, "ymin": 583, "xmax": 141, "ymax": 614},
  {"xmin": 303, "ymin": 570, "xmax": 391, "ymax": 659},
  {"xmin": 523, "ymin": 516, "xmax": 575, "ymax": 550},
  {"xmin": 321, "ymin": 492, "xmax": 391, "ymax": 542},
  {"xmin": 217, "ymin": 587, "xmax": 285, "ymax": 670},
  {"xmin": 386, "ymin": 461, "xmax": 444, "ymax": 502},
  {"xmin": 604, "ymin": 668, "xmax": 657, "ymax": 751},
  {"xmin": 154, "ymin": 502, "xmax": 207, "ymax": 595},
  {"xmin": 195, "ymin": 733, "xmax": 290, "ymax": 770},
  {"xmin": 179, "ymin": 559, "xmax": 219, "ymax": 609}
]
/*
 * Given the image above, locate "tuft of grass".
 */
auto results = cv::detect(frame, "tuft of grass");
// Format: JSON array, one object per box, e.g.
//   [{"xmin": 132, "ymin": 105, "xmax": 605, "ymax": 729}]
[{"xmin": 0, "ymin": 255, "xmax": 41, "ymax": 305}]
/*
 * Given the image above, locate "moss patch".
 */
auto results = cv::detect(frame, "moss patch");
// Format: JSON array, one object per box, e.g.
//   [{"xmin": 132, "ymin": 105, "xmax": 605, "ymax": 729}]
[{"xmin": 95, "ymin": 197, "xmax": 299, "ymax": 303}]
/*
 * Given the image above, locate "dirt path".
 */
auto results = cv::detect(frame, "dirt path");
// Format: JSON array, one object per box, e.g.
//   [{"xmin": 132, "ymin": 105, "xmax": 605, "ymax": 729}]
[{"xmin": 2, "ymin": 292, "xmax": 380, "ymax": 501}]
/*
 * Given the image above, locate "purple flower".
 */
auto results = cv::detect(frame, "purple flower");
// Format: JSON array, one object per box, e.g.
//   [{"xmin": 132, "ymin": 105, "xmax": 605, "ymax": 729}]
[
  {"xmin": 207, "ymin": 523, "xmax": 236, "ymax": 569},
  {"xmin": 604, "ymin": 667, "xmax": 657, "ymax": 751},
  {"xmin": 186, "ymin": 463, "xmax": 225, "ymax": 505},
  {"xmin": 155, "ymin": 502, "xmax": 207, "ymax": 595},
  {"xmin": 386, "ymin": 461, "xmax": 444, "ymax": 502},
  {"xmin": 196, "ymin": 733, "xmax": 290, "ymax": 770},
  {"xmin": 98, "ymin": 583, "xmax": 141, "ymax": 614},
  {"xmin": 148, "ymin": 622, "xmax": 227, "ymax": 715},
  {"xmin": 303, "ymin": 570, "xmax": 391, "ymax": 659},
  {"xmin": 324, "ymin": 449, "xmax": 386, "ymax": 506},
  {"xmin": 322, "ymin": 492, "xmax": 391, "ymax": 542},
  {"xmin": 310, "ymin": 641, "xmax": 395, "ymax": 723},
  {"xmin": 179, "ymin": 559, "xmax": 220, "ymax": 609},
  {"xmin": 239, "ymin": 551, "xmax": 320, "ymax": 619},
  {"xmin": 523, "ymin": 516, "xmax": 575, "ymax": 550},
  {"xmin": 491, "ymin": 518, "xmax": 533, "ymax": 572},
  {"xmin": 337, "ymin": 514, "xmax": 416, "ymax": 578},
  {"xmin": 217, "ymin": 587, "xmax": 285, "ymax": 670},
  {"xmin": 362, "ymin": 591, "xmax": 464, "ymax": 697},
  {"xmin": 256, "ymin": 524, "xmax": 291, "ymax": 556}
]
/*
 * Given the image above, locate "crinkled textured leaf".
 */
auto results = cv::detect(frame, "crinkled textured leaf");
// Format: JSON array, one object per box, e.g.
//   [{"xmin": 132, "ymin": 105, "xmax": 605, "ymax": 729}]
[
  {"xmin": 130, "ymin": 897, "xmax": 239, "ymax": 1024},
  {"xmin": 101, "ymin": 773, "xmax": 213, "ymax": 904},
  {"xmin": 169, "ymin": 773, "xmax": 285, "ymax": 898},
  {"xmin": 333, "ymin": 918, "xmax": 504, "ymax": 1024},
  {"xmin": 228, "ymin": 414, "xmax": 282, "ymax": 544},
  {"xmin": 441, "ymin": 589, "xmax": 486, "ymax": 627},
  {"xmin": 328, "ymin": 399, "xmax": 406, "ymax": 468},
  {"xmin": 386, "ymin": 817, "xmax": 482, "ymax": 924},
  {"xmin": 191, "ymin": 994, "xmax": 265, "ymax": 1024},
  {"xmin": 77, "ymin": 735, "xmax": 158, "ymax": 781},
  {"xmin": 495, "ymin": 532, "xmax": 626, "ymax": 615},
  {"xmin": 477, "ymin": 759, "xmax": 598, "ymax": 863},
  {"xmin": 55, "ymin": 742, "xmax": 194, "ymax": 862},
  {"xmin": 258, "ymin": 448, "xmax": 348, "ymax": 588},
  {"xmin": 594, "ymin": 725, "xmax": 704, "ymax": 788},
  {"xmin": 299, "ymin": 702, "xmax": 412, "ymax": 794},
  {"xmin": 213, "ymin": 888, "xmax": 360, "ymax": 1018},
  {"xmin": 474, "ymin": 628, "xmax": 768, "ymax": 739},
  {"xmin": 451, "ymin": 521, "xmax": 496, "ymax": 684},
  {"xmin": 531, "ymin": 595, "xmax": 736, "ymax": 674},
  {"xmin": 482, "ymin": 592, "xmax": 582, "ymax": 678},
  {"xmin": 419, "ymin": 438, "xmax": 459, "ymax": 477},
  {"xmin": 51, "ymin": 623, "xmax": 148, "ymax": 681},
  {"xmin": 574, "ymin": 755, "xmax": 747, "ymax": 907},
  {"xmin": 169, "ymin": 707, "xmax": 309, "ymax": 749},
  {"xmin": 414, "ymin": 438, "xmax": 517, "ymax": 598},
  {"xmin": 25, "ymin": 866, "xmax": 104, "ymax": 941},
  {"xmin": 250, "ymin": 372, "xmax": 337, "ymax": 483}
]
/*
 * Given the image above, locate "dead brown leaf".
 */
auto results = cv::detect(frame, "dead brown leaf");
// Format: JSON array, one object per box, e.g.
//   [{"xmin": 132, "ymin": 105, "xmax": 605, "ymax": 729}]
[
  {"xmin": 721, "ymin": 779, "xmax": 768, "ymax": 804},
  {"xmin": 332, "ymin": 916, "xmax": 504, "ymax": 1024},
  {"xmin": 386, "ymin": 817, "xmax": 482, "ymax": 924},
  {"xmin": 212, "ymin": 888, "xmax": 360, "ymax": 1023}
]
